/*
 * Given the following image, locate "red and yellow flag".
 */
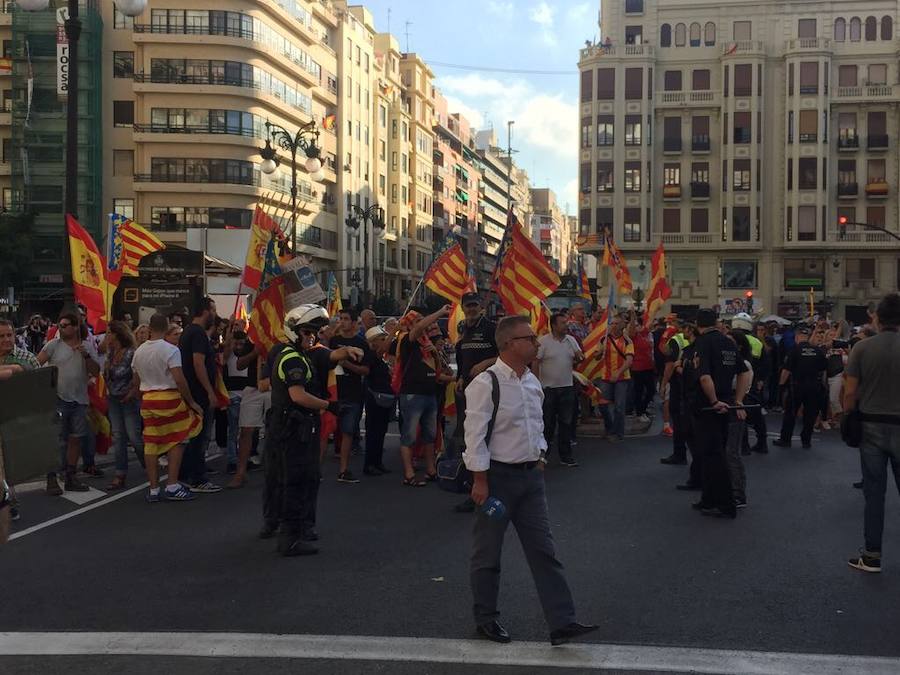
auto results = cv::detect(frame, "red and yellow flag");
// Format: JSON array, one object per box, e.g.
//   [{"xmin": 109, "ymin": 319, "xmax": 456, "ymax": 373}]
[
  {"xmin": 119, "ymin": 219, "xmax": 164, "ymax": 277},
  {"xmin": 530, "ymin": 299, "xmax": 551, "ymax": 337},
  {"xmin": 87, "ymin": 375, "xmax": 111, "ymax": 455},
  {"xmin": 582, "ymin": 309, "xmax": 608, "ymax": 359},
  {"xmin": 247, "ymin": 276, "xmax": 287, "ymax": 353},
  {"xmin": 243, "ymin": 206, "xmax": 280, "ymax": 290},
  {"xmin": 67, "ymin": 214, "xmax": 117, "ymax": 331},
  {"xmin": 577, "ymin": 263, "xmax": 592, "ymax": 301},
  {"xmin": 494, "ymin": 213, "xmax": 560, "ymax": 315},
  {"xmin": 424, "ymin": 241, "xmax": 469, "ymax": 303},
  {"xmin": 644, "ymin": 242, "xmax": 672, "ymax": 327},
  {"xmin": 448, "ymin": 276, "xmax": 477, "ymax": 345},
  {"xmin": 602, "ymin": 230, "xmax": 633, "ymax": 296}
]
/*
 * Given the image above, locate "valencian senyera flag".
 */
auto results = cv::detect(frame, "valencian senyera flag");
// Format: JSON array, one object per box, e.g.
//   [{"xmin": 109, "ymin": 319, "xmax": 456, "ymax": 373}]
[
  {"xmin": 493, "ymin": 210, "xmax": 560, "ymax": 315},
  {"xmin": 644, "ymin": 242, "xmax": 672, "ymax": 328},
  {"xmin": 108, "ymin": 213, "xmax": 165, "ymax": 277},
  {"xmin": 602, "ymin": 229, "xmax": 633, "ymax": 296},
  {"xmin": 424, "ymin": 237, "xmax": 469, "ymax": 303}
]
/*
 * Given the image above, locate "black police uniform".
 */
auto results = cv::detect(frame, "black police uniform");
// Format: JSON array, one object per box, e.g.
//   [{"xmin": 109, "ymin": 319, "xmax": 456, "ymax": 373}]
[
  {"xmin": 690, "ymin": 329, "xmax": 749, "ymax": 517},
  {"xmin": 733, "ymin": 331, "xmax": 768, "ymax": 454},
  {"xmin": 262, "ymin": 342, "xmax": 331, "ymax": 547},
  {"xmin": 453, "ymin": 316, "xmax": 498, "ymax": 436},
  {"xmin": 666, "ymin": 336, "xmax": 689, "ymax": 461},
  {"xmin": 678, "ymin": 342, "xmax": 703, "ymax": 487},
  {"xmin": 777, "ymin": 339, "xmax": 827, "ymax": 448}
]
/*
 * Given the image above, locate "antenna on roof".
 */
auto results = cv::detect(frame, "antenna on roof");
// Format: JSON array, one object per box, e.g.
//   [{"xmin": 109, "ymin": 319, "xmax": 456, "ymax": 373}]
[{"xmin": 404, "ymin": 20, "xmax": 412, "ymax": 52}]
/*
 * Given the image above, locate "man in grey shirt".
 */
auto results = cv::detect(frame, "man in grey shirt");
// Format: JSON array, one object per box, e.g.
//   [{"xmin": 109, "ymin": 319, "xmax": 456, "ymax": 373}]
[
  {"xmin": 843, "ymin": 293, "xmax": 900, "ymax": 574},
  {"xmin": 38, "ymin": 311, "xmax": 100, "ymax": 494}
]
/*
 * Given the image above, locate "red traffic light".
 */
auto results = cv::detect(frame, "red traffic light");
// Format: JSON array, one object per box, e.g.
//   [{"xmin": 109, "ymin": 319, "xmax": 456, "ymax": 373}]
[
  {"xmin": 745, "ymin": 291, "xmax": 753, "ymax": 299},
  {"xmin": 838, "ymin": 216, "xmax": 848, "ymax": 225}
]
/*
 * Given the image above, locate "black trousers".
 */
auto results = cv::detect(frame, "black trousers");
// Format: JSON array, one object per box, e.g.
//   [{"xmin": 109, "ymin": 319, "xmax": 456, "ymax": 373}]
[
  {"xmin": 742, "ymin": 392, "xmax": 768, "ymax": 450},
  {"xmin": 780, "ymin": 385, "xmax": 822, "ymax": 446},
  {"xmin": 262, "ymin": 419, "xmax": 320, "ymax": 536},
  {"xmin": 694, "ymin": 412, "xmax": 735, "ymax": 514},
  {"xmin": 364, "ymin": 394, "xmax": 392, "ymax": 469},
  {"xmin": 543, "ymin": 386, "xmax": 576, "ymax": 462},
  {"xmin": 673, "ymin": 402, "xmax": 702, "ymax": 486},
  {"xmin": 630, "ymin": 369, "xmax": 656, "ymax": 416}
]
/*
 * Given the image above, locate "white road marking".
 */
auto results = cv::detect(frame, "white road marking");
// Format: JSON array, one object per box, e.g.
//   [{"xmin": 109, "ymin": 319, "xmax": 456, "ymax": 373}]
[
  {"xmin": 60, "ymin": 486, "xmax": 107, "ymax": 506},
  {"xmin": 0, "ymin": 631, "xmax": 897, "ymax": 674}
]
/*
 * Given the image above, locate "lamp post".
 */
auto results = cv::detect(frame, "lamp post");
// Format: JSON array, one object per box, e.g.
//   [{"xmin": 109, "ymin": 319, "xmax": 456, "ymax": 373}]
[
  {"xmin": 632, "ymin": 260, "xmax": 647, "ymax": 312},
  {"xmin": 345, "ymin": 203, "xmax": 385, "ymax": 306},
  {"xmin": 258, "ymin": 119, "xmax": 325, "ymax": 253}
]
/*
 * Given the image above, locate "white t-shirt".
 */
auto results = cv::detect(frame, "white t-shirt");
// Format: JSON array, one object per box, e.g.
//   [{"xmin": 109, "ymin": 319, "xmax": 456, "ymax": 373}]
[
  {"xmin": 537, "ymin": 333, "xmax": 581, "ymax": 389},
  {"xmin": 42, "ymin": 337, "xmax": 100, "ymax": 405},
  {"xmin": 133, "ymin": 339, "xmax": 182, "ymax": 391}
]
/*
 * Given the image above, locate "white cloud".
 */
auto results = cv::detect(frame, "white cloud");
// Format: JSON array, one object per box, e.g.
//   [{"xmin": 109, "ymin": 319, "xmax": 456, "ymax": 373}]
[
  {"xmin": 562, "ymin": 178, "xmax": 578, "ymax": 211},
  {"xmin": 443, "ymin": 95, "xmax": 485, "ymax": 130},
  {"xmin": 529, "ymin": 1, "xmax": 557, "ymax": 45},
  {"xmin": 486, "ymin": 0, "xmax": 514, "ymax": 17},
  {"xmin": 565, "ymin": 2, "xmax": 591, "ymax": 24}
]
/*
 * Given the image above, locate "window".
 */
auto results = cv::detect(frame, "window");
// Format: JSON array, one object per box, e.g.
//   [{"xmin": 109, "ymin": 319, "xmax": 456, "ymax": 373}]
[
  {"xmin": 732, "ymin": 207, "xmax": 751, "ymax": 241},
  {"xmin": 865, "ymin": 16, "xmax": 877, "ymax": 41},
  {"xmin": 868, "ymin": 111, "xmax": 887, "ymax": 147},
  {"xmin": 837, "ymin": 206, "xmax": 855, "ymax": 226},
  {"xmin": 704, "ymin": 22, "xmax": 716, "ymax": 45},
  {"xmin": 112, "ymin": 198, "xmax": 134, "ymax": 220},
  {"xmin": 882, "ymin": 16, "xmax": 893, "ymax": 40},
  {"xmin": 391, "ymin": 184, "xmax": 397, "ymax": 203},
  {"xmin": 798, "ymin": 19, "xmax": 816, "ymax": 38},
  {"xmin": 579, "ymin": 209, "xmax": 591, "ymax": 235},
  {"xmin": 624, "ymin": 161, "xmax": 641, "ymax": 192},
  {"xmin": 733, "ymin": 112, "xmax": 751, "ymax": 143},
  {"xmin": 113, "ymin": 100, "xmax": 134, "ymax": 127},
  {"xmin": 378, "ymin": 174, "xmax": 386, "ymax": 195},
  {"xmin": 597, "ymin": 115, "xmax": 614, "ymax": 145},
  {"xmin": 597, "ymin": 162, "xmax": 614, "ymax": 191},
  {"xmin": 624, "ymin": 115, "xmax": 642, "ymax": 145},
  {"xmin": 867, "ymin": 158, "xmax": 885, "ymax": 183},
  {"xmin": 733, "ymin": 21, "xmax": 751, "ymax": 41},
  {"xmin": 734, "ymin": 64, "xmax": 752, "ymax": 96},
  {"xmin": 797, "ymin": 206, "xmax": 816, "ymax": 241},
  {"xmin": 692, "ymin": 116, "xmax": 710, "ymax": 151},
  {"xmin": 850, "ymin": 17, "xmax": 861, "ymax": 42},
  {"xmin": 379, "ymin": 140, "xmax": 386, "ymax": 161},
  {"xmin": 663, "ymin": 209, "xmax": 681, "ymax": 232},
  {"xmin": 834, "ymin": 18, "xmax": 846, "ymax": 41},
  {"xmin": 839, "ymin": 65, "xmax": 857, "ymax": 87},
  {"xmin": 799, "ymin": 62, "xmax": 818, "ymax": 94},
  {"xmin": 722, "ymin": 261, "xmax": 757, "ymax": 288},
  {"xmin": 625, "ymin": 0, "xmax": 643, "ymax": 13},
  {"xmin": 580, "ymin": 69, "xmax": 593, "ymax": 102},
  {"xmin": 692, "ymin": 69, "xmax": 710, "ymax": 90},
  {"xmin": 839, "ymin": 112, "xmax": 858, "ymax": 147},
  {"xmin": 113, "ymin": 150, "xmax": 133, "ymax": 177},
  {"xmin": 580, "ymin": 163, "xmax": 592, "ymax": 193},
  {"xmin": 663, "ymin": 117, "xmax": 681, "ymax": 152},
  {"xmin": 581, "ymin": 117, "xmax": 592, "ymax": 148},
  {"xmin": 664, "ymin": 70, "xmax": 682, "ymax": 91},
  {"xmin": 597, "ymin": 69, "xmax": 615, "ymax": 99},
  {"xmin": 691, "ymin": 162, "xmax": 709, "ymax": 185},
  {"xmin": 787, "ymin": 158, "xmax": 793, "ymax": 189},
  {"xmin": 624, "ymin": 208, "xmax": 641, "ymax": 242},
  {"xmin": 664, "ymin": 163, "xmax": 681, "ymax": 186},
  {"xmin": 868, "ymin": 64, "xmax": 887, "ymax": 85},
  {"xmin": 867, "ymin": 206, "xmax": 885, "ymax": 227},
  {"xmin": 691, "ymin": 208, "xmax": 708, "ymax": 232},
  {"xmin": 799, "ymin": 110, "xmax": 817, "ymax": 142},
  {"xmin": 114, "ymin": 7, "xmax": 134, "ymax": 29},
  {"xmin": 846, "ymin": 259, "xmax": 876, "ymax": 286},
  {"xmin": 625, "ymin": 25, "xmax": 643, "ymax": 45},
  {"xmin": 690, "ymin": 23, "xmax": 701, "ymax": 47},
  {"xmin": 674, "ymin": 23, "xmax": 686, "ymax": 47},
  {"xmin": 624, "ymin": 68, "xmax": 642, "ymax": 99},
  {"xmin": 799, "ymin": 157, "xmax": 817, "ymax": 189},
  {"xmin": 593, "ymin": 208, "xmax": 612, "ymax": 235},
  {"xmin": 113, "ymin": 52, "xmax": 134, "ymax": 78},
  {"xmin": 733, "ymin": 159, "xmax": 751, "ymax": 190},
  {"xmin": 660, "ymin": 23, "xmax": 672, "ymax": 47}
]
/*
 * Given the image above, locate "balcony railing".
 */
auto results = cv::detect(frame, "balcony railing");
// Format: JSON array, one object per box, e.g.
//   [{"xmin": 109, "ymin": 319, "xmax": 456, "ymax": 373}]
[
  {"xmin": 868, "ymin": 134, "xmax": 888, "ymax": 150},
  {"xmin": 663, "ymin": 138, "xmax": 682, "ymax": 152},
  {"xmin": 692, "ymin": 135, "xmax": 710, "ymax": 152},
  {"xmin": 835, "ymin": 85, "xmax": 898, "ymax": 100},
  {"xmin": 662, "ymin": 184, "xmax": 681, "ymax": 200},
  {"xmin": 657, "ymin": 90, "xmax": 718, "ymax": 107},
  {"xmin": 134, "ymin": 172, "xmax": 260, "ymax": 186},
  {"xmin": 799, "ymin": 133, "xmax": 817, "ymax": 143},
  {"xmin": 691, "ymin": 182, "xmax": 710, "ymax": 199},
  {"xmin": 133, "ymin": 123, "xmax": 261, "ymax": 139},
  {"xmin": 721, "ymin": 40, "xmax": 766, "ymax": 56},
  {"xmin": 837, "ymin": 182, "xmax": 858, "ymax": 197},
  {"xmin": 786, "ymin": 37, "xmax": 831, "ymax": 51},
  {"xmin": 866, "ymin": 180, "xmax": 889, "ymax": 197},
  {"xmin": 838, "ymin": 135, "xmax": 859, "ymax": 150}
]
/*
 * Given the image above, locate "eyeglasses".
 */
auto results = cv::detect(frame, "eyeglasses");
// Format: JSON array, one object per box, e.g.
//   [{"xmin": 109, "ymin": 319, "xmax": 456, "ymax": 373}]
[{"xmin": 509, "ymin": 334, "xmax": 538, "ymax": 344}]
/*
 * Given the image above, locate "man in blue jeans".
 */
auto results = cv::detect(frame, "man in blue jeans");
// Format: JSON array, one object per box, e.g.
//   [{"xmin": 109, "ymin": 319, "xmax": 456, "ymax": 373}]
[
  {"xmin": 843, "ymin": 292, "xmax": 900, "ymax": 574},
  {"xmin": 596, "ymin": 315, "xmax": 634, "ymax": 442}
]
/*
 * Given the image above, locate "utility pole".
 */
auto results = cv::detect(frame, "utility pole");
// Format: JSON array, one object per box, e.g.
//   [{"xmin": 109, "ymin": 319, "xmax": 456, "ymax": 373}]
[
  {"xmin": 506, "ymin": 120, "xmax": 515, "ymax": 214},
  {"xmin": 404, "ymin": 20, "xmax": 412, "ymax": 52}
]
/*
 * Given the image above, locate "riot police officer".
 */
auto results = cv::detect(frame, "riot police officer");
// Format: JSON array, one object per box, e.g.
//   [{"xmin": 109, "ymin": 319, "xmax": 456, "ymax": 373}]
[
  {"xmin": 261, "ymin": 304, "xmax": 363, "ymax": 556},
  {"xmin": 773, "ymin": 324, "xmax": 827, "ymax": 450},
  {"xmin": 731, "ymin": 313, "xmax": 768, "ymax": 454}
]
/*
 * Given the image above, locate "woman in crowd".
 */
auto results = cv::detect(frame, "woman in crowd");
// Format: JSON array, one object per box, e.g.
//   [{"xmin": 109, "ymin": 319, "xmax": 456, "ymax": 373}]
[
  {"xmin": 134, "ymin": 324, "xmax": 150, "ymax": 347},
  {"xmin": 164, "ymin": 323, "xmax": 183, "ymax": 346},
  {"xmin": 104, "ymin": 321, "xmax": 144, "ymax": 490}
]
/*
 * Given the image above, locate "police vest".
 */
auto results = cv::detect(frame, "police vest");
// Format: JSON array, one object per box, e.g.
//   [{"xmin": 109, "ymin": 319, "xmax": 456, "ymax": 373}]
[
  {"xmin": 670, "ymin": 333, "xmax": 689, "ymax": 359},
  {"xmin": 746, "ymin": 335, "xmax": 763, "ymax": 360}
]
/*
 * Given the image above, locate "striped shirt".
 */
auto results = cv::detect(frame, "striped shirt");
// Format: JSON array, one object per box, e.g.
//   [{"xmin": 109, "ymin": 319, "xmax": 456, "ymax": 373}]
[
  {"xmin": 598, "ymin": 335, "xmax": 635, "ymax": 382},
  {"xmin": 2, "ymin": 346, "xmax": 39, "ymax": 371}
]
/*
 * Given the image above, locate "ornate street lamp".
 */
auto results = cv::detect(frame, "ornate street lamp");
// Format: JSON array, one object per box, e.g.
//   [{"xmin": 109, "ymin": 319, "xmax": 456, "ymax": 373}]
[
  {"xmin": 345, "ymin": 203, "xmax": 385, "ymax": 303},
  {"xmin": 258, "ymin": 119, "xmax": 324, "ymax": 252}
]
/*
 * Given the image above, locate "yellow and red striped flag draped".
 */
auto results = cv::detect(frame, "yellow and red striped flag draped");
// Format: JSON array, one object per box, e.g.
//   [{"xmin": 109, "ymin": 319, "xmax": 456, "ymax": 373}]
[
  {"xmin": 602, "ymin": 230, "xmax": 633, "ymax": 296},
  {"xmin": 448, "ymin": 276, "xmax": 477, "ymax": 345},
  {"xmin": 247, "ymin": 276, "xmax": 287, "ymax": 354},
  {"xmin": 424, "ymin": 241, "xmax": 469, "ymax": 302},
  {"xmin": 530, "ymin": 299, "xmax": 551, "ymax": 336},
  {"xmin": 494, "ymin": 217, "xmax": 560, "ymax": 315},
  {"xmin": 87, "ymin": 375, "xmax": 111, "ymax": 455},
  {"xmin": 578, "ymin": 264, "xmax": 592, "ymax": 301},
  {"xmin": 110, "ymin": 214, "xmax": 165, "ymax": 277},
  {"xmin": 67, "ymin": 214, "xmax": 117, "ymax": 331},
  {"xmin": 576, "ymin": 353, "xmax": 605, "ymax": 383},
  {"xmin": 644, "ymin": 242, "xmax": 672, "ymax": 327},
  {"xmin": 140, "ymin": 390, "xmax": 202, "ymax": 456},
  {"xmin": 573, "ymin": 370, "xmax": 609, "ymax": 405},
  {"xmin": 581, "ymin": 309, "xmax": 608, "ymax": 358},
  {"xmin": 243, "ymin": 206, "xmax": 280, "ymax": 290}
]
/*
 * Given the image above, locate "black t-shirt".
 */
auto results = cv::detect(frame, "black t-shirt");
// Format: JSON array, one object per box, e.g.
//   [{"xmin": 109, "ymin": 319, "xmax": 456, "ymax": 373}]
[
  {"xmin": 784, "ymin": 343, "xmax": 827, "ymax": 386},
  {"xmin": 329, "ymin": 333, "xmax": 370, "ymax": 403},
  {"xmin": 693, "ymin": 329, "xmax": 748, "ymax": 411},
  {"xmin": 455, "ymin": 317, "xmax": 498, "ymax": 384},
  {"xmin": 367, "ymin": 352, "xmax": 393, "ymax": 394},
  {"xmin": 399, "ymin": 336, "xmax": 436, "ymax": 395},
  {"xmin": 224, "ymin": 341, "xmax": 257, "ymax": 391},
  {"xmin": 666, "ymin": 337, "xmax": 685, "ymax": 403},
  {"xmin": 179, "ymin": 323, "xmax": 216, "ymax": 406}
]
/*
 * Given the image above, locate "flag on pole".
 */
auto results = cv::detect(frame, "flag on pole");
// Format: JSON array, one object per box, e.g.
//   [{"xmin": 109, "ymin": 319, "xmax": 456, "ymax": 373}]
[
  {"xmin": 243, "ymin": 206, "xmax": 280, "ymax": 290},
  {"xmin": 530, "ymin": 299, "xmax": 551, "ymax": 336},
  {"xmin": 259, "ymin": 234, "xmax": 283, "ymax": 291},
  {"xmin": 326, "ymin": 271, "xmax": 343, "ymax": 317},
  {"xmin": 643, "ymin": 242, "xmax": 672, "ymax": 327},
  {"xmin": 602, "ymin": 229, "xmax": 633, "ymax": 296},
  {"xmin": 108, "ymin": 213, "xmax": 165, "ymax": 276},
  {"xmin": 67, "ymin": 214, "xmax": 116, "ymax": 331},
  {"xmin": 448, "ymin": 275, "xmax": 477, "ymax": 345},
  {"xmin": 577, "ymin": 283, "xmax": 616, "ymax": 381},
  {"xmin": 424, "ymin": 238, "xmax": 469, "ymax": 303},
  {"xmin": 322, "ymin": 114, "xmax": 336, "ymax": 130},
  {"xmin": 581, "ymin": 308, "xmax": 609, "ymax": 359},
  {"xmin": 493, "ymin": 210, "xmax": 560, "ymax": 315},
  {"xmin": 247, "ymin": 276, "xmax": 288, "ymax": 354},
  {"xmin": 577, "ymin": 261, "xmax": 592, "ymax": 301}
]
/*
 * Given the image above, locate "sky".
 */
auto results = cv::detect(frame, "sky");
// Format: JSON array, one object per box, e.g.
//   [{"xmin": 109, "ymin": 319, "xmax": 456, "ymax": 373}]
[{"xmin": 357, "ymin": 0, "xmax": 598, "ymax": 215}]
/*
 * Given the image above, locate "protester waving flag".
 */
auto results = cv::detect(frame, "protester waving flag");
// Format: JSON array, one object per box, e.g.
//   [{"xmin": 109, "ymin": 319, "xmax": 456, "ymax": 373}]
[
  {"xmin": 326, "ymin": 271, "xmax": 343, "ymax": 317},
  {"xmin": 424, "ymin": 237, "xmax": 469, "ymax": 303},
  {"xmin": 643, "ymin": 242, "xmax": 672, "ymax": 327},
  {"xmin": 602, "ymin": 229, "xmax": 633, "ymax": 296},
  {"xmin": 243, "ymin": 206, "xmax": 280, "ymax": 290},
  {"xmin": 577, "ymin": 261, "xmax": 592, "ymax": 301}
]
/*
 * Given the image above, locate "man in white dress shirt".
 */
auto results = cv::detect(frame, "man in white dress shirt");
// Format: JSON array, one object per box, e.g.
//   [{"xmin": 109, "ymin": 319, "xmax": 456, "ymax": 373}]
[{"xmin": 463, "ymin": 315, "xmax": 597, "ymax": 646}]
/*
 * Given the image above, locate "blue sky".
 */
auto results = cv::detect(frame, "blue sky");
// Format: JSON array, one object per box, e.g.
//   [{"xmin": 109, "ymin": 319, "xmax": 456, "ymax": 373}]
[{"xmin": 358, "ymin": 0, "xmax": 598, "ymax": 214}]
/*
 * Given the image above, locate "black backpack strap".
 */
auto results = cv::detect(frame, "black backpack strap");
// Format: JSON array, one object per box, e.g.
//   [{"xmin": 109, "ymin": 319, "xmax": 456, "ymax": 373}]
[{"xmin": 484, "ymin": 370, "xmax": 500, "ymax": 448}]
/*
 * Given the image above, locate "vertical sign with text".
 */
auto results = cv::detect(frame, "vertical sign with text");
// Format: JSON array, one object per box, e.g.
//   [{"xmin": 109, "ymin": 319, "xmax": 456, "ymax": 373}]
[{"xmin": 56, "ymin": 7, "xmax": 68, "ymax": 101}]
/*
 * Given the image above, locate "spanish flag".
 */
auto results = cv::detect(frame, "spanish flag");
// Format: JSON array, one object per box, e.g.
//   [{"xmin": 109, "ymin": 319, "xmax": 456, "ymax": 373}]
[
  {"xmin": 243, "ymin": 206, "xmax": 280, "ymax": 290},
  {"xmin": 322, "ymin": 114, "xmax": 336, "ymax": 130},
  {"xmin": 67, "ymin": 214, "xmax": 117, "ymax": 331},
  {"xmin": 0, "ymin": 58, "xmax": 12, "ymax": 75},
  {"xmin": 644, "ymin": 242, "xmax": 672, "ymax": 327},
  {"xmin": 247, "ymin": 275, "xmax": 288, "ymax": 353}
]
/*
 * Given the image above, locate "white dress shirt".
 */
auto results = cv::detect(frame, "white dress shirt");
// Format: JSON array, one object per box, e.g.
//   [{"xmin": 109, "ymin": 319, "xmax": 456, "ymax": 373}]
[{"xmin": 463, "ymin": 357, "xmax": 548, "ymax": 472}]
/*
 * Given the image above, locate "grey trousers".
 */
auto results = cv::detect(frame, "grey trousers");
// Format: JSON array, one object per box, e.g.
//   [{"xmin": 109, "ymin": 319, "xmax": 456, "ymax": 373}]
[
  {"xmin": 470, "ymin": 463, "xmax": 576, "ymax": 631},
  {"xmin": 725, "ymin": 418, "xmax": 747, "ymax": 503}
]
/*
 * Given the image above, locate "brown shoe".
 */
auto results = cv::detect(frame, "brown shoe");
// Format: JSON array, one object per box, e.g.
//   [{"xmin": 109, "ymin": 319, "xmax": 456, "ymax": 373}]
[{"xmin": 45, "ymin": 472, "xmax": 62, "ymax": 497}]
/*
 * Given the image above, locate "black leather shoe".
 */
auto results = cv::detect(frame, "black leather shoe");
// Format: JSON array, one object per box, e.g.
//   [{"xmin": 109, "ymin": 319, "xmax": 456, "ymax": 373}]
[
  {"xmin": 277, "ymin": 535, "xmax": 319, "ymax": 556},
  {"xmin": 476, "ymin": 620, "xmax": 511, "ymax": 644},
  {"xmin": 550, "ymin": 622, "xmax": 599, "ymax": 646},
  {"xmin": 676, "ymin": 483, "xmax": 701, "ymax": 491},
  {"xmin": 660, "ymin": 455, "xmax": 687, "ymax": 465},
  {"xmin": 300, "ymin": 528, "xmax": 319, "ymax": 542},
  {"xmin": 772, "ymin": 439, "xmax": 791, "ymax": 448},
  {"xmin": 853, "ymin": 481, "xmax": 864, "ymax": 489},
  {"xmin": 258, "ymin": 522, "xmax": 279, "ymax": 539}
]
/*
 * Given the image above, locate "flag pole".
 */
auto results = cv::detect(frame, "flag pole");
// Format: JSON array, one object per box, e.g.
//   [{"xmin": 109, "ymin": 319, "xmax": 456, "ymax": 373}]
[
  {"xmin": 232, "ymin": 280, "xmax": 243, "ymax": 321},
  {"xmin": 403, "ymin": 275, "xmax": 427, "ymax": 316}
]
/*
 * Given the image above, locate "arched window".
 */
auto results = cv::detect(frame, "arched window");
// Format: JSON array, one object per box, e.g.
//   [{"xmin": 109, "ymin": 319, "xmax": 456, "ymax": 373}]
[
  {"xmin": 704, "ymin": 22, "xmax": 716, "ymax": 45},
  {"xmin": 881, "ymin": 16, "xmax": 893, "ymax": 40},
  {"xmin": 850, "ymin": 17, "xmax": 861, "ymax": 41},
  {"xmin": 865, "ymin": 16, "xmax": 877, "ymax": 40},
  {"xmin": 674, "ymin": 22, "xmax": 686, "ymax": 47},
  {"xmin": 834, "ymin": 17, "xmax": 846, "ymax": 41},
  {"xmin": 689, "ymin": 22, "xmax": 701, "ymax": 46},
  {"xmin": 660, "ymin": 23, "xmax": 672, "ymax": 47}
]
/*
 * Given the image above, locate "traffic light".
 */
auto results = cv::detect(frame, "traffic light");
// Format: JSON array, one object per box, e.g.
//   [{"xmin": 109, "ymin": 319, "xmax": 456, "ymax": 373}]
[
  {"xmin": 838, "ymin": 215, "xmax": 848, "ymax": 239},
  {"xmin": 745, "ymin": 290, "xmax": 754, "ymax": 313}
]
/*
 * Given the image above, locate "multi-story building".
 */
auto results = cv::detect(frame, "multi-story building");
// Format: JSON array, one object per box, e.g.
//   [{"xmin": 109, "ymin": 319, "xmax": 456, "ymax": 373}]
[
  {"xmin": 530, "ymin": 187, "xmax": 570, "ymax": 274},
  {"xmin": 578, "ymin": 0, "xmax": 900, "ymax": 322},
  {"xmin": 473, "ymin": 129, "xmax": 510, "ymax": 284}
]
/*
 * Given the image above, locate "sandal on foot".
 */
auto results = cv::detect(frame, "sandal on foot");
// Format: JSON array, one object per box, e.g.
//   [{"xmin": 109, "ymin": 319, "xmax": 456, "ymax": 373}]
[
  {"xmin": 402, "ymin": 476, "xmax": 427, "ymax": 487},
  {"xmin": 425, "ymin": 472, "xmax": 439, "ymax": 482},
  {"xmin": 107, "ymin": 476, "xmax": 127, "ymax": 491}
]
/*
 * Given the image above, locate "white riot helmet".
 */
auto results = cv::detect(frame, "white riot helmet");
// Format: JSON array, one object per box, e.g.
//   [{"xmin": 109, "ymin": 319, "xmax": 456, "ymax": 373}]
[
  {"xmin": 731, "ymin": 312, "xmax": 753, "ymax": 333},
  {"xmin": 283, "ymin": 304, "xmax": 330, "ymax": 343}
]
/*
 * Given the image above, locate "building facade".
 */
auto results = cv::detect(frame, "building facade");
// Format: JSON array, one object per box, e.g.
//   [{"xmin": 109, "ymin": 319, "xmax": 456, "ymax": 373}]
[
  {"xmin": 530, "ymin": 187, "xmax": 572, "ymax": 275},
  {"xmin": 578, "ymin": 0, "xmax": 900, "ymax": 321}
]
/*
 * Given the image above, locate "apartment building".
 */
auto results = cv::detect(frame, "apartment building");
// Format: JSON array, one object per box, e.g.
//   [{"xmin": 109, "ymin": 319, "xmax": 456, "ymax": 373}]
[
  {"xmin": 473, "ymin": 129, "xmax": 510, "ymax": 283},
  {"xmin": 530, "ymin": 187, "xmax": 572, "ymax": 274},
  {"xmin": 578, "ymin": 0, "xmax": 900, "ymax": 321}
]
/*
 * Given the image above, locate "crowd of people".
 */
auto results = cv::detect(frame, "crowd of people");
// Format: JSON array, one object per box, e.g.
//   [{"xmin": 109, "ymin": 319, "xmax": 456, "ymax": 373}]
[{"xmin": 1, "ymin": 291, "xmax": 898, "ymax": 576}]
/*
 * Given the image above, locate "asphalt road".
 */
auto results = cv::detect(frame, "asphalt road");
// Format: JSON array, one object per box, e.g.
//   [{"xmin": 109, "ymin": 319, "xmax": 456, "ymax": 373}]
[{"xmin": 2, "ymin": 416, "xmax": 898, "ymax": 673}]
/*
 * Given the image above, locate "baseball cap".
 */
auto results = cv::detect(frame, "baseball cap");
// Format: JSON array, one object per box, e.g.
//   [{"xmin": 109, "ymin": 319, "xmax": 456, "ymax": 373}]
[
  {"xmin": 696, "ymin": 308, "xmax": 717, "ymax": 328},
  {"xmin": 365, "ymin": 326, "xmax": 388, "ymax": 341},
  {"xmin": 461, "ymin": 292, "xmax": 481, "ymax": 306}
]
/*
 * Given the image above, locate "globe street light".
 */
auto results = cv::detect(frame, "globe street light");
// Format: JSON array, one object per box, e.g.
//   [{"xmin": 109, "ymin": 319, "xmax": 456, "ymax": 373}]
[
  {"xmin": 258, "ymin": 119, "xmax": 322, "ymax": 253},
  {"xmin": 345, "ymin": 203, "xmax": 385, "ymax": 304}
]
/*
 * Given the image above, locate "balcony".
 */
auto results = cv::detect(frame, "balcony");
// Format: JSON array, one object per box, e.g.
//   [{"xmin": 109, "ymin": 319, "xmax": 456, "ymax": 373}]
[
  {"xmin": 692, "ymin": 135, "xmax": 710, "ymax": 152},
  {"xmin": 827, "ymin": 229, "xmax": 895, "ymax": 246},
  {"xmin": 834, "ymin": 85, "xmax": 900, "ymax": 102},
  {"xmin": 663, "ymin": 138, "xmax": 682, "ymax": 153},
  {"xmin": 799, "ymin": 133, "xmax": 817, "ymax": 143},
  {"xmin": 133, "ymin": 124, "xmax": 261, "ymax": 140},
  {"xmin": 579, "ymin": 43, "xmax": 654, "ymax": 60},
  {"xmin": 785, "ymin": 37, "xmax": 832, "ymax": 52},
  {"xmin": 865, "ymin": 180, "xmax": 889, "ymax": 198},
  {"xmin": 658, "ymin": 232, "xmax": 717, "ymax": 246},
  {"xmin": 837, "ymin": 182, "xmax": 858, "ymax": 198},
  {"xmin": 838, "ymin": 136, "xmax": 859, "ymax": 151},
  {"xmin": 690, "ymin": 182, "xmax": 710, "ymax": 199},
  {"xmin": 662, "ymin": 184, "xmax": 681, "ymax": 201},
  {"xmin": 656, "ymin": 90, "xmax": 718, "ymax": 108},
  {"xmin": 721, "ymin": 40, "xmax": 766, "ymax": 57},
  {"xmin": 868, "ymin": 135, "xmax": 888, "ymax": 150}
]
